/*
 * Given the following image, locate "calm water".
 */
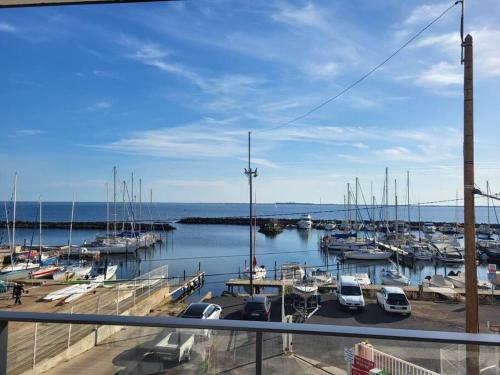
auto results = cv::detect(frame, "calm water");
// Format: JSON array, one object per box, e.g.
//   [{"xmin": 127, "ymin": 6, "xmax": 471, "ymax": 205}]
[
  {"xmin": 0, "ymin": 201, "xmax": 498, "ymax": 224},
  {"xmin": 1, "ymin": 223, "xmax": 495, "ymax": 298}
]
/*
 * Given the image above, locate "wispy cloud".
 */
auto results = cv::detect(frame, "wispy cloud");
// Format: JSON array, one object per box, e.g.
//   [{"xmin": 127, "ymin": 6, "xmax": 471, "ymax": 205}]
[
  {"xmin": 0, "ymin": 22, "xmax": 17, "ymax": 34},
  {"xmin": 95, "ymin": 118, "xmax": 245, "ymax": 159},
  {"xmin": 86, "ymin": 101, "xmax": 112, "ymax": 111},
  {"xmin": 10, "ymin": 129, "xmax": 44, "ymax": 137},
  {"xmin": 120, "ymin": 34, "xmax": 266, "ymax": 94},
  {"xmin": 414, "ymin": 61, "xmax": 462, "ymax": 87},
  {"xmin": 403, "ymin": 4, "xmax": 446, "ymax": 26}
]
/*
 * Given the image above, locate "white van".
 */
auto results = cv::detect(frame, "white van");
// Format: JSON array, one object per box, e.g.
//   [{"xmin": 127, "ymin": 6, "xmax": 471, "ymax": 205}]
[{"xmin": 337, "ymin": 275, "xmax": 365, "ymax": 311}]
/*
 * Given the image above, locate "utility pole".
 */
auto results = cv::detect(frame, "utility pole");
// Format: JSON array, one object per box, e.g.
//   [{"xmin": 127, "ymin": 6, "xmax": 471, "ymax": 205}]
[
  {"xmin": 244, "ymin": 132, "xmax": 257, "ymax": 297},
  {"xmin": 463, "ymin": 33, "xmax": 479, "ymax": 375}
]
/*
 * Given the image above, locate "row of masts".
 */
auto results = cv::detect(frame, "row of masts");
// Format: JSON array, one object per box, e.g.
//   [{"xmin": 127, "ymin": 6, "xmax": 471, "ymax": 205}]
[{"xmin": 3, "ymin": 167, "xmax": 160, "ymax": 263}]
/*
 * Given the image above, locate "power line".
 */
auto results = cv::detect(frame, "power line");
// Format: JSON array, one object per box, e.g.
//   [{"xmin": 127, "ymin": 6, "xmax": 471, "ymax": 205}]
[{"xmin": 261, "ymin": 1, "xmax": 461, "ymax": 132}]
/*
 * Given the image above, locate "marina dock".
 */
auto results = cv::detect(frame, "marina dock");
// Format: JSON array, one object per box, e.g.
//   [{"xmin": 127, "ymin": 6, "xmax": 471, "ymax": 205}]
[{"xmin": 1, "ymin": 267, "xmax": 205, "ymax": 375}]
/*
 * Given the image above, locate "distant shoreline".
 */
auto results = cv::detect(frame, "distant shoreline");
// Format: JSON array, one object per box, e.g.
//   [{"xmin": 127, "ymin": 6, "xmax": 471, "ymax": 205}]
[
  {"xmin": 0, "ymin": 201, "xmax": 480, "ymax": 208},
  {"xmin": 2, "ymin": 218, "xmax": 495, "ymax": 229}
]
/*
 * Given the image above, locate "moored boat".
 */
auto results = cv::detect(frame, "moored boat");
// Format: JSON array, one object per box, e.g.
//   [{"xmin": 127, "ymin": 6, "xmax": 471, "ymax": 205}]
[
  {"xmin": 342, "ymin": 247, "xmax": 392, "ymax": 260},
  {"xmin": 297, "ymin": 214, "xmax": 312, "ymax": 230},
  {"xmin": 281, "ymin": 262, "xmax": 305, "ymax": 281},
  {"xmin": 243, "ymin": 265, "xmax": 267, "ymax": 280},
  {"xmin": 380, "ymin": 268, "xmax": 409, "ymax": 286},
  {"xmin": 292, "ymin": 279, "xmax": 318, "ymax": 299}
]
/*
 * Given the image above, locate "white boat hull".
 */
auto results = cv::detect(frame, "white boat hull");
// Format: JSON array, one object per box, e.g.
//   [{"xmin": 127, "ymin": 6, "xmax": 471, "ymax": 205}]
[{"xmin": 343, "ymin": 250, "xmax": 392, "ymax": 260}]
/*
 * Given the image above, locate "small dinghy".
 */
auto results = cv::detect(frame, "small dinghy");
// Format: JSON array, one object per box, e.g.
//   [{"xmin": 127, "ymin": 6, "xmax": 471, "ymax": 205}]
[
  {"xmin": 309, "ymin": 269, "xmax": 334, "ymax": 285},
  {"xmin": 380, "ymin": 268, "xmax": 409, "ymax": 286},
  {"xmin": 424, "ymin": 275, "xmax": 454, "ymax": 288},
  {"xmin": 243, "ymin": 265, "xmax": 267, "ymax": 280}
]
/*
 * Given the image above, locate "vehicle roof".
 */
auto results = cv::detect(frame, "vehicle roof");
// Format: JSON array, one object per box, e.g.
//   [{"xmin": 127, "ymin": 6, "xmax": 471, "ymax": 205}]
[
  {"xmin": 339, "ymin": 275, "xmax": 359, "ymax": 286},
  {"xmin": 382, "ymin": 286, "xmax": 405, "ymax": 294},
  {"xmin": 245, "ymin": 296, "xmax": 267, "ymax": 303},
  {"xmin": 182, "ymin": 303, "xmax": 212, "ymax": 317}
]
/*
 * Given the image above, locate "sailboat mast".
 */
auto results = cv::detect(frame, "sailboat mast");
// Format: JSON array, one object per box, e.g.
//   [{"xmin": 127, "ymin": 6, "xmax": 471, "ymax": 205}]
[
  {"xmin": 394, "ymin": 179, "xmax": 398, "ymax": 236},
  {"xmin": 150, "ymin": 188, "xmax": 153, "ymax": 232},
  {"xmin": 370, "ymin": 181, "xmax": 374, "ymax": 224},
  {"xmin": 343, "ymin": 194, "xmax": 346, "ymax": 225},
  {"xmin": 4, "ymin": 202, "xmax": 11, "ymax": 254},
  {"xmin": 39, "ymin": 196, "xmax": 42, "ymax": 253},
  {"xmin": 347, "ymin": 183, "xmax": 351, "ymax": 229},
  {"xmin": 385, "ymin": 167, "xmax": 389, "ymax": 230},
  {"xmin": 113, "ymin": 166, "xmax": 117, "ymax": 235},
  {"xmin": 122, "ymin": 180, "xmax": 126, "ymax": 232},
  {"xmin": 487, "ymin": 181, "xmax": 490, "ymax": 228},
  {"xmin": 418, "ymin": 201, "xmax": 421, "ymax": 242},
  {"xmin": 131, "ymin": 173, "xmax": 135, "ymax": 233},
  {"xmin": 106, "ymin": 183, "xmax": 109, "ymax": 240},
  {"xmin": 407, "ymin": 170, "xmax": 410, "ymax": 225},
  {"xmin": 12, "ymin": 173, "xmax": 17, "ymax": 255},
  {"xmin": 139, "ymin": 178, "xmax": 142, "ymax": 233},
  {"xmin": 355, "ymin": 177, "xmax": 358, "ymax": 231},
  {"xmin": 68, "ymin": 194, "xmax": 75, "ymax": 262}
]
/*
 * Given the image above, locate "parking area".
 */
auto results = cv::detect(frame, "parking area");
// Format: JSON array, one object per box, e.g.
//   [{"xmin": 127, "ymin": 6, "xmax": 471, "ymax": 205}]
[{"xmin": 209, "ymin": 293, "xmax": 500, "ymax": 333}]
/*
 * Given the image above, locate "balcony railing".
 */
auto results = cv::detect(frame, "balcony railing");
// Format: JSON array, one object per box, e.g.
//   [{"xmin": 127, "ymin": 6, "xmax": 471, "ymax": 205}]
[{"xmin": 1, "ymin": 311, "xmax": 499, "ymax": 375}]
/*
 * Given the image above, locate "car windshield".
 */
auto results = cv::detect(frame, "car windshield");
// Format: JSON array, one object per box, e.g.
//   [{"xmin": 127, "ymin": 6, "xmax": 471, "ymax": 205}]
[
  {"xmin": 341, "ymin": 286, "xmax": 361, "ymax": 296},
  {"xmin": 182, "ymin": 304, "xmax": 207, "ymax": 318},
  {"xmin": 387, "ymin": 293, "xmax": 408, "ymax": 305},
  {"xmin": 244, "ymin": 302, "xmax": 265, "ymax": 312}
]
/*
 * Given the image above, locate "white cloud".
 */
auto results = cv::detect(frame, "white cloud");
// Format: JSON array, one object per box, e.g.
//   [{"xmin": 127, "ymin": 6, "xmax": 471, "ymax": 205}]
[
  {"xmin": 415, "ymin": 62, "xmax": 462, "ymax": 87},
  {"xmin": 408, "ymin": 27, "xmax": 500, "ymax": 78},
  {"xmin": 0, "ymin": 22, "xmax": 16, "ymax": 33},
  {"xmin": 122, "ymin": 36, "xmax": 266, "ymax": 94},
  {"xmin": 96, "ymin": 118, "xmax": 245, "ymax": 159},
  {"xmin": 271, "ymin": 3, "xmax": 333, "ymax": 34},
  {"xmin": 92, "ymin": 70, "xmax": 118, "ymax": 79},
  {"xmin": 11, "ymin": 129, "xmax": 44, "ymax": 137},
  {"xmin": 240, "ymin": 157, "xmax": 279, "ymax": 169},
  {"xmin": 353, "ymin": 143, "xmax": 368, "ymax": 149},
  {"xmin": 305, "ymin": 62, "xmax": 339, "ymax": 79},
  {"xmin": 86, "ymin": 101, "xmax": 112, "ymax": 111},
  {"xmin": 403, "ymin": 4, "xmax": 446, "ymax": 26}
]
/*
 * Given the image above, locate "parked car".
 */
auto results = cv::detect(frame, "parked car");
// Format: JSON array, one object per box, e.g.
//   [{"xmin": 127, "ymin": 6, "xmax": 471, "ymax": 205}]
[
  {"xmin": 152, "ymin": 332, "xmax": 194, "ymax": 363},
  {"xmin": 180, "ymin": 303, "xmax": 222, "ymax": 337},
  {"xmin": 376, "ymin": 286, "xmax": 411, "ymax": 315},
  {"xmin": 336, "ymin": 275, "xmax": 365, "ymax": 311},
  {"xmin": 242, "ymin": 296, "xmax": 271, "ymax": 321}
]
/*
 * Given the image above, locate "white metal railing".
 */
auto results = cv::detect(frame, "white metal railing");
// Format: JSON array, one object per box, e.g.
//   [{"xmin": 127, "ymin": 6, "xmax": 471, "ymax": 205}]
[{"xmin": 356, "ymin": 342, "xmax": 439, "ymax": 375}]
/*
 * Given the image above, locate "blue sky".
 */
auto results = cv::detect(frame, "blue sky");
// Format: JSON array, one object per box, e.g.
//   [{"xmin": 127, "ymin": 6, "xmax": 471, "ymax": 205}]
[{"xmin": 1, "ymin": 0, "xmax": 500, "ymax": 204}]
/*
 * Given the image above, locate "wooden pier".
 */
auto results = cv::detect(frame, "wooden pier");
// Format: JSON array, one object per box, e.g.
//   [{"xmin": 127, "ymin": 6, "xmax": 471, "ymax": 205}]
[
  {"xmin": 226, "ymin": 278, "xmax": 500, "ymax": 303},
  {"xmin": 168, "ymin": 271, "xmax": 205, "ymax": 300}
]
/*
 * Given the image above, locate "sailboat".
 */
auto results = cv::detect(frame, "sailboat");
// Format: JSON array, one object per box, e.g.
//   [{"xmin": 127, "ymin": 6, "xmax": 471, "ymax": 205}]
[
  {"xmin": 53, "ymin": 196, "xmax": 93, "ymax": 280},
  {"xmin": 380, "ymin": 176, "xmax": 409, "ymax": 286},
  {"xmin": 342, "ymin": 247, "xmax": 392, "ymax": 260},
  {"xmin": 292, "ymin": 278, "xmax": 318, "ymax": 299},
  {"xmin": 380, "ymin": 266, "xmax": 410, "ymax": 286},
  {"xmin": 0, "ymin": 174, "xmax": 40, "ymax": 280}
]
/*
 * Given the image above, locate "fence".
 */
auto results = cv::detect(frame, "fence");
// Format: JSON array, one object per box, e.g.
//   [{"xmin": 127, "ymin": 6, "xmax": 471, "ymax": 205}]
[
  {"xmin": 356, "ymin": 342, "xmax": 440, "ymax": 375},
  {"xmin": 2, "ymin": 312, "xmax": 500, "ymax": 375}
]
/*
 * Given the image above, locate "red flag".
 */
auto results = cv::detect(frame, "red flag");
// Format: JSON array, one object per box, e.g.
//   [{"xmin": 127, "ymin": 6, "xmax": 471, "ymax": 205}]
[{"xmin": 253, "ymin": 256, "xmax": 257, "ymax": 268}]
